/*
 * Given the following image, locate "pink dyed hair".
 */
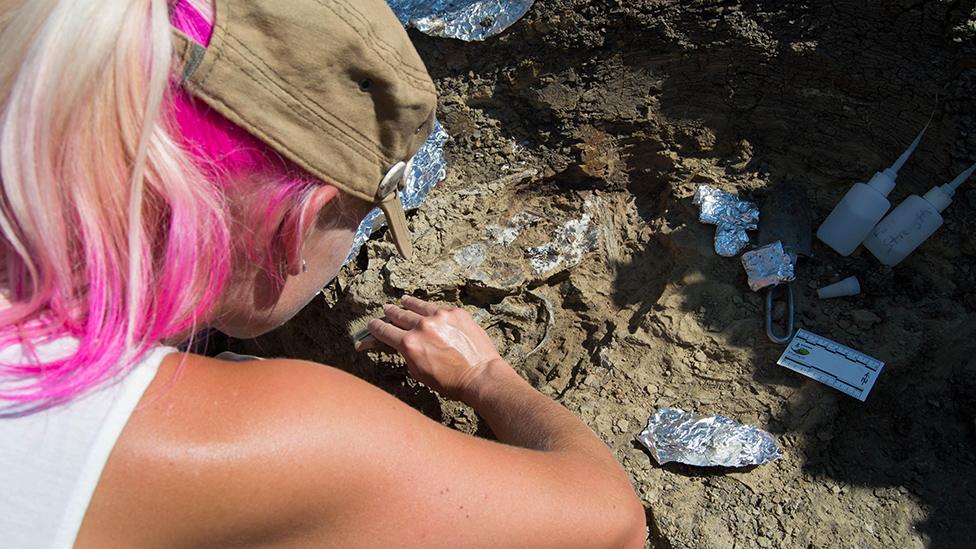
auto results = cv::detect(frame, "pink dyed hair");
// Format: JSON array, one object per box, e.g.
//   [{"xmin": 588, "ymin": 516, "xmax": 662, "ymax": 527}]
[
  {"xmin": 170, "ymin": 0, "xmax": 321, "ymax": 269},
  {"xmin": 0, "ymin": 0, "xmax": 320, "ymax": 413}
]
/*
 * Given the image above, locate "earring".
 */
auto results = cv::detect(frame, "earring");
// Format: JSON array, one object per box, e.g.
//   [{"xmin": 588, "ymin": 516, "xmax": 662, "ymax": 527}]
[{"xmin": 301, "ymin": 260, "xmax": 308, "ymax": 273}]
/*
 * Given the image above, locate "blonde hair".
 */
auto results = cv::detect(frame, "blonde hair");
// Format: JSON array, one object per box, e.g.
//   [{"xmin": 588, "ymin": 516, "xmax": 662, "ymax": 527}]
[{"xmin": 0, "ymin": 0, "xmax": 270, "ymax": 412}]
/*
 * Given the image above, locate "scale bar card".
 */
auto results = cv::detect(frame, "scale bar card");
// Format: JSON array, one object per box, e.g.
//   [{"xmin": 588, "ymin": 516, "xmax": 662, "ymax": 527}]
[{"xmin": 777, "ymin": 329, "xmax": 885, "ymax": 401}]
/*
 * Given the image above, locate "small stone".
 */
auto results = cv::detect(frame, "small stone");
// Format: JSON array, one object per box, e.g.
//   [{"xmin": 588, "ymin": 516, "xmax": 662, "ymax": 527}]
[
  {"xmin": 694, "ymin": 350, "xmax": 707, "ymax": 363},
  {"xmin": 772, "ymin": 301, "xmax": 787, "ymax": 321},
  {"xmin": 849, "ymin": 309, "xmax": 882, "ymax": 328},
  {"xmin": 644, "ymin": 383, "xmax": 658, "ymax": 395},
  {"xmin": 617, "ymin": 418, "xmax": 630, "ymax": 432},
  {"xmin": 594, "ymin": 414, "xmax": 614, "ymax": 433}
]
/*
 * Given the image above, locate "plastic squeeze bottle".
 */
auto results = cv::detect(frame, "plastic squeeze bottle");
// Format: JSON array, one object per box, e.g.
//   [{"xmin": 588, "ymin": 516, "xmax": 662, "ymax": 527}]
[
  {"xmin": 864, "ymin": 162, "xmax": 976, "ymax": 266},
  {"xmin": 817, "ymin": 124, "xmax": 928, "ymax": 256}
]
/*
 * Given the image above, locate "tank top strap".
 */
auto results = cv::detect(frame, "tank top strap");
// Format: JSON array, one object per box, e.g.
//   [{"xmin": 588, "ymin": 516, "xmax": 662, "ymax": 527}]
[{"xmin": 0, "ymin": 343, "xmax": 177, "ymax": 549}]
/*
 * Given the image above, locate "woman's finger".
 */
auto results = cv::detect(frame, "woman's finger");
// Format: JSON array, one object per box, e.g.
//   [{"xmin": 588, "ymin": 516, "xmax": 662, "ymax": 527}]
[
  {"xmin": 383, "ymin": 303, "xmax": 424, "ymax": 330},
  {"xmin": 367, "ymin": 318, "xmax": 407, "ymax": 349},
  {"xmin": 400, "ymin": 295, "xmax": 440, "ymax": 316}
]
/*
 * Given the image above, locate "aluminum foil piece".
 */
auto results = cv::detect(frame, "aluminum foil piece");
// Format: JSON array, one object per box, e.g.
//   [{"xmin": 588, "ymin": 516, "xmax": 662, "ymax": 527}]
[
  {"xmin": 693, "ymin": 185, "xmax": 759, "ymax": 257},
  {"xmin": 637, "ymin": 408, "xmax": 783, "ymax": 468},
  {"xmin": 388, "ymin": 0, "xmax": 535, "ymax": 41},
  {"xmin": 741, "ymin": 241, "xmax": 796, "ymax": 292},
  {"xmin": 345, "ymin": 120, "xmax": 449, "ymax": 264},
  {"xmin": 453, "ymin": 243, "xmax": 487, "ymax": 270},
  {"xmin": 526, "ymin": 213, "xmax": 598, "ymax": 275},
  {"xmin": 486, "ymin": 211, "xmax": 542, "ymax": 246},
  {"xmin": 400, "ymin": 119, "xmax": 450, "ymax": 210},
  {"xmin": 452, "ymin": 243, "xmax": 527, "ymax": 291}
]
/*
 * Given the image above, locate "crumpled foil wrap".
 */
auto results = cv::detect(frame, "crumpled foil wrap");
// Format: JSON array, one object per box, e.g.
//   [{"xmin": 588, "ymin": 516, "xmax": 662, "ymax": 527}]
[
  {"xmin": 526, "ymin": 213, "xmax": 598, "ymax": 276},
  {"xmin": 741, "ymin": 241, "xmax": 796, "ymax": 292},
  {"xmin": 693, "ymin": 185, "xmax": 759, "ymax": 257},
  {"xmin": 487, "ymin": 211, "xmax": 541, "ymax": 246},
  {"xmin": 387, "ymin": 0, "xmax": 535, "ymax": 41},
  {"xmin": 637, "ymin": 408, "xmax": 783, "ymax": 468},
  {"xmin": 345, "ymin": 120, "xmax": 449, "ymax": 264}
]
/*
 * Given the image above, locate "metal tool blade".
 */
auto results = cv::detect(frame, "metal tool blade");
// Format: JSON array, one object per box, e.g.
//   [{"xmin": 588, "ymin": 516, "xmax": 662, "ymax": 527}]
[
  {"xmin": 758, "ymin": 181, "xmax": 813, "ymax": 258},
  {"xmin": 758, "ymin": 181, "xmax": 813, "ymax": 344}
]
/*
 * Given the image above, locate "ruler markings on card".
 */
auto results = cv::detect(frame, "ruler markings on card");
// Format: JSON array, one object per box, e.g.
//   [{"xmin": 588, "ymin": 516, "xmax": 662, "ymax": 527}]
[
  {"xmin": 781, "ymin": 356, "xmax": 864, "ymax": 393},
  {"xmin": 777, "ymin": 329, "xmax": 885, "ymax": 401}
]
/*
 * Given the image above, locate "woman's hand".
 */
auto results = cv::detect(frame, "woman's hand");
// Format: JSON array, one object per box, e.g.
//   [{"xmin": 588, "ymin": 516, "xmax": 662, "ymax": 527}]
[{"xmin": 366, "ymin": 296, "xmax": 505, "ymax": 401}]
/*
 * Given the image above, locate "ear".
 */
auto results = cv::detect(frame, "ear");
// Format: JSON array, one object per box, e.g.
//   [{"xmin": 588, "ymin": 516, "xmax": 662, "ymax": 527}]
[{"xmin": 283, "ymin": 184, "xmax": 339, "ymax": 277}]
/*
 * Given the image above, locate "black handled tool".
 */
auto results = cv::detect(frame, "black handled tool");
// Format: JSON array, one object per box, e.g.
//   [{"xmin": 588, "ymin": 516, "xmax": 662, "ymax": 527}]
[{"xmin": 758, "ymin": 182, "xmax": 813, "ymax": 344}]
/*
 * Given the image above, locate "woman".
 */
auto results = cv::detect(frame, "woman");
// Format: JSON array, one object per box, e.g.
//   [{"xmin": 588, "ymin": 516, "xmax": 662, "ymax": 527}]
[{"xmin": 0, "ymin": 1, "xmax": 646, "ymax": 547}]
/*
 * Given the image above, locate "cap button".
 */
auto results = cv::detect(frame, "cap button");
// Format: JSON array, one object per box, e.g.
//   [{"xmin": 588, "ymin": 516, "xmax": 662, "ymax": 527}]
[
  {"xmin": 399, "ymin": 157, "xmax": 415, "ymax": 191},
  {"xmin": 377, "ymin": 161, "xmax": 407, "ymax": 200}
]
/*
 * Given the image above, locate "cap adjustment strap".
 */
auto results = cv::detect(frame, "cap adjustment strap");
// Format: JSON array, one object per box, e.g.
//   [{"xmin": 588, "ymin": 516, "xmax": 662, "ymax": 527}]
[{"xmin": 376, "ymin": 161, "xmax": 407, "ymax": 200}]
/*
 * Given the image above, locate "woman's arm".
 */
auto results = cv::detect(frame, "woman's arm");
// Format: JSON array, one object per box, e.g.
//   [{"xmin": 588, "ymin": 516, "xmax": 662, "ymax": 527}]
[
  {"xmin": 371, "ymin": 297, "xmax": 646, "ymax": 537},
  {"xmin": 77, "ymin": 302, "xmax": 645, "ymax": 548}
]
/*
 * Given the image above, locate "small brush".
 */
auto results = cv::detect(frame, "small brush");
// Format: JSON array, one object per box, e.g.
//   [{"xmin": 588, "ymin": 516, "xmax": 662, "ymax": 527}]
[{"xmin": 350, "ymin": 316, "xmax": 392, "ymax": 352}]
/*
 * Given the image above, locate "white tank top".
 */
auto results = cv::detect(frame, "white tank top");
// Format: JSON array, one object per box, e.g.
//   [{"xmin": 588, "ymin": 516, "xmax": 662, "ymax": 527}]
[{"xmin": 0, "ymin": 339, "xmax": 175, "ymax": 548}]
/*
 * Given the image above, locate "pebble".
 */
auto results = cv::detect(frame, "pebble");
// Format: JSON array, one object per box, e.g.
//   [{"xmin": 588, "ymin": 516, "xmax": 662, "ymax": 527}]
[
  {"xmin": 850, "ymin": 309, "xmax": 882, "ymax": 328},
  {"xmin": 617, "ymin": 418, "xmax": 630, "ymax": 432},
  {"xmin": 772, "ymin": 301, "xmax": 787, "ymax": 321},
  {"xmin": 694, "ymin": 350, "xmax": 707, "ymax": 363}
]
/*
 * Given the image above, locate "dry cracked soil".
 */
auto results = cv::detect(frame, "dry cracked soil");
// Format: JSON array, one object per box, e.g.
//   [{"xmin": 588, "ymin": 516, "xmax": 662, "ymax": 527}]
[{"xmin": 217, "ymin": 1, "xmax": 976, "ymax": 547}]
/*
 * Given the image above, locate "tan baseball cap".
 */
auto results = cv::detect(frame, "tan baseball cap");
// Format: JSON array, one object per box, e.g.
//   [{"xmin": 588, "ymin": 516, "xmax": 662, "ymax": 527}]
[{"xmin": 172, "ymin": 0, "xmax": 438, "ymax": 259}]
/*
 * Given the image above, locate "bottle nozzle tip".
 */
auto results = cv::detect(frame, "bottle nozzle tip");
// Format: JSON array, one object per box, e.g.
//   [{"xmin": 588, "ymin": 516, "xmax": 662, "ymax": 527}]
[
  {"xmin": 889, "ymin": 124, "xmax": 929, "ymax": 174},
  {"xmin": 947, "ymin": 161, "xmax": 976, "ymax": 191}
]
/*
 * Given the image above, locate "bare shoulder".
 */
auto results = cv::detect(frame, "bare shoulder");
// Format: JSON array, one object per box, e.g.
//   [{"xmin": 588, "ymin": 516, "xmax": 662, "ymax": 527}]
[
  {"xmin": 77, "ymin": 352, "xmax": 417, "ymax": 548},
  {"xmin": 79, "ymin": 352, "xmax": 643, "ymax": 549}
]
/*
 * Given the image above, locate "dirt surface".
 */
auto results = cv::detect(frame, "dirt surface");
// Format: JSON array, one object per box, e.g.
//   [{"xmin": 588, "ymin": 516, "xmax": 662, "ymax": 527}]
[{"xmin": 225, "ymin": 2, "xmax": 976, "ymax": 547}]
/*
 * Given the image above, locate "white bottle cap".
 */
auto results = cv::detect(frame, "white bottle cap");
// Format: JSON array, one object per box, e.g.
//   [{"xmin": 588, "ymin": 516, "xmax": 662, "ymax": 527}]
[
  {"xmin": 867, "ymin": 169, "xmax": 897, "ymax": 196},
  {"xmin": 922, "ymin": 185, "xmax": 953, "ymax": 212},
  {"xmin": 817, "ymin": 276, "xmax": 861, "ymax": 299}
]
